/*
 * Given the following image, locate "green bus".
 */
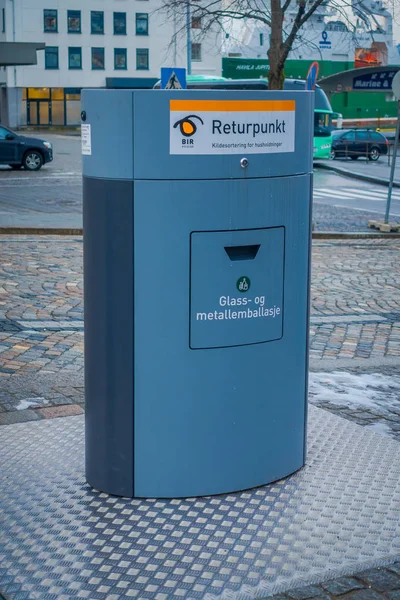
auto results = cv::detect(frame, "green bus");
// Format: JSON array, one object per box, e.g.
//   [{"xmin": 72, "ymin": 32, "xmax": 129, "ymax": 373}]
[{"xmin": 165, "ymin": 75, "xmax": 334, "ymax": 159}]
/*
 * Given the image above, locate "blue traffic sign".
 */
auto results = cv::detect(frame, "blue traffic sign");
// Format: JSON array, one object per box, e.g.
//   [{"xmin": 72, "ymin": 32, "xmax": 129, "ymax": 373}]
[{"xmin": 161, "ymin": 67, "xmax": 187, "ymax": 90}]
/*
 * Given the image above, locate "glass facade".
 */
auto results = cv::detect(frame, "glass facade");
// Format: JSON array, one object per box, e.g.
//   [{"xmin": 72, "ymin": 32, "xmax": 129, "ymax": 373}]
[
  {"xmin": 91, "ymin": 11, "xmax": 104, "ymax": 34},
  {"xmin": 68, "ymin": 10, "xmax": 81, "ymax": 33},
  {"xmin": 51, "ymin": 100, "xmax": 65, "ymax": 125},
  {"xmin": 44, "ymin": 9, "xmax": 57, "ymax": 32},
  {"xmin": 68, "ymin": 47, "xmax": 82, "ymax": 69},
  {"xmin": 136, "ymin": 48, "xmax": 149, "ymax": 70},
  {"xmin": 92, "ymin": 47, "xmax": 105, "ymax": 69},
  {"xmin": 114, "ymin": 12, "xmax": 126, "ymax": 35},
  {"xmin": 24, "ymin": 88, "xmax": 82, "ymax": 126},
  {"xmin": 114, "ymin": 48, "xmax": 127, "ymax": 70},
  {"xmin": 136, "ymin": 13, "xmax": 148, "ymax": 35},
  {"xmin": 45, "ymin": 46, "xmax": 59, "ymax": 69}
]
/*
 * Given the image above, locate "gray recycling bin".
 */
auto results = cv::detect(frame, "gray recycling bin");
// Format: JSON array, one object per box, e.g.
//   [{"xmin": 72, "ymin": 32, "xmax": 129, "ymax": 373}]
[{"xmin": 82, "ymin": 89, "xmax": 313, "ymax": 498}]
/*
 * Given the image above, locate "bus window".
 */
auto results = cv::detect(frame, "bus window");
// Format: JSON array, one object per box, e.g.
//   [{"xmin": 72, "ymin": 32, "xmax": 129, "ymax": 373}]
[{"xmin": 314, "ymin": 112, "xmax": 332, "ymax": 137}]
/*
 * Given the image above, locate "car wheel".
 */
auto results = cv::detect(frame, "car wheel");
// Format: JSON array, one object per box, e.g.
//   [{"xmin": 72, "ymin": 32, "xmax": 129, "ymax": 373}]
[
  {"xmin": 350, "ymin": 156, "xmax": 358, "ymax": 160},
  {"xmin": 9, "ymin": 164, "xmax": 22, "ymax": 170},
  {"xmin": 369, "ymin": 147, "xmax": 380, "ymax": 161},
  {"xmin": 23, "ymin": 150, "xmax": 43, "ymax": 171},
  {"xmin": 329, "ymin": 149, "xmax": 336, "ymax": 160}
]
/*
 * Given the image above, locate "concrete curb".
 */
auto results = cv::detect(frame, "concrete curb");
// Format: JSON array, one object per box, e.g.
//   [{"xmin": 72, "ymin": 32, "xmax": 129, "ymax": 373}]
[
  {"xmin": 312, "ymin": 231, "xmax": 400, "ymax": 239},
  {"xmin": 0, "ymin": 227, "xmax": 83, "ymax": 235},
  {"xmin": 314, "ymin": 161, "xmax": 400, "ymax": 188},
  {"xmin": 1, "ymin": 228, "xmax": 400, "ymax": 239}
]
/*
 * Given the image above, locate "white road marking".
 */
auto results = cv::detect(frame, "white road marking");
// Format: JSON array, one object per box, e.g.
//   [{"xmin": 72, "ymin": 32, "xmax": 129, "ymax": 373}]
[{"xmin": 316, "ymin": 187, "xmax": 400, "ymax": 200}]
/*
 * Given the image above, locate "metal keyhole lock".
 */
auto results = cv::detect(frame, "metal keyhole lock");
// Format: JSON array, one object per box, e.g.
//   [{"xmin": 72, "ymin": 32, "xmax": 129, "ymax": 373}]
[{"xmin": 240, "ymin": 157, "xmax": 249, "ymax": 169}]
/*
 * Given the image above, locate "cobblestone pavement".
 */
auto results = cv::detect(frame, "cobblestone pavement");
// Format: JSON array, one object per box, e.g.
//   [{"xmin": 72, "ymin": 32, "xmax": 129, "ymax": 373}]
[
  {"xmin": 1, "ymin": 236, "xmax": 400, "ymax": 600},
  {"xmin": 0, "ymin": 236, "xmax": 399, "ymax": 379},
  {"xmin": 0, "ymin": 236, "xmax": 399, "ymax": 433},
  {"xmin": 264, "ymin": 565, "xmax": 400, "ymax": 600}
]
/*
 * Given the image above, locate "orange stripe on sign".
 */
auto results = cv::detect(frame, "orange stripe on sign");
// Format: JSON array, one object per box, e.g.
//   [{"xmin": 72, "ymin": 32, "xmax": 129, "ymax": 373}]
[{"xmin": 170, "ymin": 99, "xmax": 295, "ymax": 112}]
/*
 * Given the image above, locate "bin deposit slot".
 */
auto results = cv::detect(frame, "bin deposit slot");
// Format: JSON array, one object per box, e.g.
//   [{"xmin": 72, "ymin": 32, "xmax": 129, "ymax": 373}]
[{"xmin": 225, "ymin": 244, "xmax": 260, "ymax": 261}]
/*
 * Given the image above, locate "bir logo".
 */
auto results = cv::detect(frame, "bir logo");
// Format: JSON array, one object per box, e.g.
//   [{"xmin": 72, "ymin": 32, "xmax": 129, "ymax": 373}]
[{"xmin": 173, "ymin": 114, "xmax": 204, "ymax": 146}]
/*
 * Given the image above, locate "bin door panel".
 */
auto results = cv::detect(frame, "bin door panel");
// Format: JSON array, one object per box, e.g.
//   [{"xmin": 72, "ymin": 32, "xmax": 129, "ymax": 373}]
[
  {"xmin": 133, "ymin": 174, "xmax": 311, "ymax": 498},
  {"xmin": 190, "ymin": 227, "xmax": 284, "ymax": 349}
]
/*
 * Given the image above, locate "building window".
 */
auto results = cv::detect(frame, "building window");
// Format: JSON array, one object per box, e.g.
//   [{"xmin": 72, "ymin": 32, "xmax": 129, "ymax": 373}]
[
  {"xmin": 114, "ymin": 48, "xmax": 127, "ymax": 70},
  {"xmin": 92, "ymin": 47, "xmax": 105, "ymax": 69},
  {"xmin": 68, "ymin": 47, "xmax": 82, "ymax": 69},
  {"xmin": 191, "ymin": 16, "xmax": 201, "ymax": 29},
  {"xmin": 27, "ymin": 88, "xmax": 50, "ymax": 99},
  {"xmin": 136, "ymin": 13, "xmax": 148, "ymax": 35},
  {"xmin": 259, "ymin": 33, "xmax": 264, "ymax": 46},
  {"xmin": 91, "ymin": 11, "xmax": 104, "ymax": 34},
  {"xmin": 45, "ymin": 46, "xmax": 59, "ymax": 69},
  {"xmin": 2, "ymin": 8, "xmax": 5, "ymax": 33},
  {"xmin": 114, "ymin": 12, "xmax": 126, "ymax": 35},
  {"xmin": 44, "ymin": 9, "xmax": 57, "ymax": 32},
  {"xmin": 68, "ymin": 10, "xmax": 81, "ymax": 33},
  {"xmin": 191, "ymin": 42, "xmax": 201, "ymax": 61},
  {"xmin": 136, "ymin": 48, "xmax": 149, "ymax": 70}
]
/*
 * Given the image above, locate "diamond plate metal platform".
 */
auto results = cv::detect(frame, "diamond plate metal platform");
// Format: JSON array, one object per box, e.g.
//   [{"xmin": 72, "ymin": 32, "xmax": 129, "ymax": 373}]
[{"xmin": 1, "ymin": 406, "xmax": 400, "ymax": 600}]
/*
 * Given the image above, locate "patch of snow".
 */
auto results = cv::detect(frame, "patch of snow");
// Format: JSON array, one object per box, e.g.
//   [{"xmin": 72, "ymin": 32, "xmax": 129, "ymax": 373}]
[
  {"xmin": 368, "ymin": 421, "xmax": 394, "ymax": 437},
  {"xmin": 16, "ymin": 397, "xmax": 49, "ymax": 410},
  {"xmin": 309, "ymin": 371, "xmax": 400, "ymax": 414}
]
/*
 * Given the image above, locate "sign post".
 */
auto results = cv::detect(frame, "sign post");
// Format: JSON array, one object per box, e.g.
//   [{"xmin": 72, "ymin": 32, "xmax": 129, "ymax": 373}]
[
  {"xmin": 385, "ymin": 72, "xmax": 400, "ymax": 224},
  {"xmin": 305, "ymin": 62, "xmax": 319, "ymax": 91}
]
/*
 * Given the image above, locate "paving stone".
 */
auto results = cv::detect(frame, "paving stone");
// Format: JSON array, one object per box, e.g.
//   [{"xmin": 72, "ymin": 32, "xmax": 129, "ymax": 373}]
[
  {"xmin": 388, "ymin": 564, "xmax": 400, "ymax": 577},
  {"xmin": 35, "ymin": 404, "xmax": 84, "ymax": 419},
  {"xmin": 386, "ymin": 591, "xmax": 400, "ymax": 600},
  {"xmin": 287, "ymin": 585, "xmax": 324, "ymax": 599},
  {"xmin": 356, "ymin": 569, "xmax": 400, "ymax": 592},
  {"xmin": 321, "ymin": 577, "xmax": 365, "ymax": 595},
  {"xmin": 0, "ymin": 409, "xmax": 40, "ymax": 425},
  {"xmin": 345, "ymin": 590, "xmax": 387, "ymax": 600}
]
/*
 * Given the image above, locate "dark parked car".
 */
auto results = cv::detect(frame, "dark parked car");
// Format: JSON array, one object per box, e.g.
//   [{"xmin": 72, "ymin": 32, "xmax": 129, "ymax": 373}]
[
  {"xmin": 0, "ymin": 125, "xmax": 53, "ymax": 171},
  {"xmin": 330, "ymin": 128, "xmax": 388, "ymax": 161}
]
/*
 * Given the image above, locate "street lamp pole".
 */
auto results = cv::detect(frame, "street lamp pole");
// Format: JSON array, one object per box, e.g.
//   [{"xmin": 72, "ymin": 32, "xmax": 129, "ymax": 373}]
[
  {"xmin": 186, "ymin": 0, "xmax": 192, "ymax": 75},
  {"xmin": 385, "ymin": 98, "xmax": 400, "ymax": 224}
]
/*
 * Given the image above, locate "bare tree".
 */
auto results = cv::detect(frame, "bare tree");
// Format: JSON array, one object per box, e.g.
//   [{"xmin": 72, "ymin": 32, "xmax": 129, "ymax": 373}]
[{"xmin": 160, "ymin": 0, "xmax": 377, "ymax": 89}]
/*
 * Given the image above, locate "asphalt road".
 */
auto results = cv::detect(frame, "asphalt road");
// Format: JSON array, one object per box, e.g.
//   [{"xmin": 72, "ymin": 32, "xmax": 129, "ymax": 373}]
[
  {"xmin": 0, "ymin": 133, "xmax": 399, "ymax": 229},
  {"xmin": 313, "ymin": 169, "xmax": 400, "ymax": 217},
  {"xmin": 0, "ymin": 134, "xmax": 81, "ymax": 228}
]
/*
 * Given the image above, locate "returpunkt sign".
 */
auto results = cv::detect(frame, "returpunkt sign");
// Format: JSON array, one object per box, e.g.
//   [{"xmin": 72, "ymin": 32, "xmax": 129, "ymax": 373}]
[{"xmin": 170, "ymin": 99, "xmax": 295, "ymax": 155}]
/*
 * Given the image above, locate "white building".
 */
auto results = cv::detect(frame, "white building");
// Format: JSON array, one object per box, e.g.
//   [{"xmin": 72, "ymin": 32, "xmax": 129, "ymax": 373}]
[
  {"xmin": 223, "ymin": 0, "xmax": 400, "ymax": 68},
  {"xmin": 0, "ymin": 0, "xmax": 221, "ymax": 128}
]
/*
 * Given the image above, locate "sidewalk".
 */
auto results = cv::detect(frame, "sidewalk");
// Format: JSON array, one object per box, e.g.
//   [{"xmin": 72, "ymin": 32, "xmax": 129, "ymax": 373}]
[
  {"xmin": 16, "ymin": 126, "xmax": 80, "ymax": 137},
  {"xmin": 1, "ymin": 237, "xmax": 400, "ymax": 600},
  {"xmin": 315, "ymin": 156, "xmax": 400, "ymax": 187}
]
